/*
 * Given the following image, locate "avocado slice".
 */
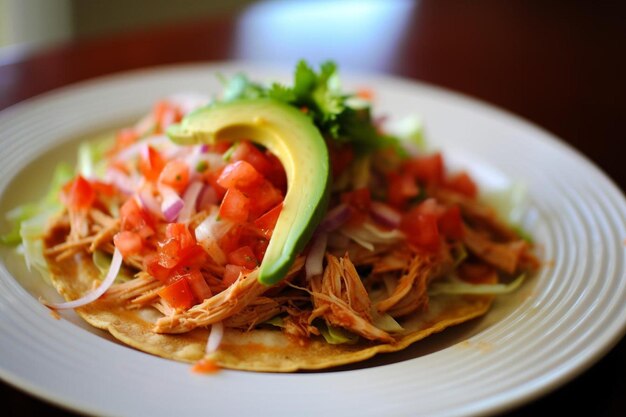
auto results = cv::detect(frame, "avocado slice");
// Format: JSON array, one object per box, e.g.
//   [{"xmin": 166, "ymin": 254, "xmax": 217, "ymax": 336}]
[{"xmin": 167, "ymin": 98, "xmax": 330, "ymax": 285}]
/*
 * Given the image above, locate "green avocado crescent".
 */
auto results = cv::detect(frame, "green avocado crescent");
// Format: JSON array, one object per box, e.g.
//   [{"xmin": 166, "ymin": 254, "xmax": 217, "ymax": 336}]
[{"xmin": 167, "ymin": 98, "xmax": 330, "ymax": 285}]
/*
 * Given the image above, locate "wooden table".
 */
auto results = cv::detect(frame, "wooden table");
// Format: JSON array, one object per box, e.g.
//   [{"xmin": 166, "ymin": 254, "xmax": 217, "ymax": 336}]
[{"xmin": 2, "ymin": 2, "xmax": 625, "ymax": 416}]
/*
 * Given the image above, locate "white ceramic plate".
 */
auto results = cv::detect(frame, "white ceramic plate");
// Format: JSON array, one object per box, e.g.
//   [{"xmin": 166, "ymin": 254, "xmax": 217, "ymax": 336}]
[{"xmin": 1, "ymin": 62, "xmax": 625, "ymax": 417}]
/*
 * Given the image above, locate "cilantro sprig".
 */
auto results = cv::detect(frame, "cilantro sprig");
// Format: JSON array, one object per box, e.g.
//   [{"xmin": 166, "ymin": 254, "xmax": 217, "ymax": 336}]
[{"xmin": 220, "ymin": 60, "xmax": 402, "ymax": 155}]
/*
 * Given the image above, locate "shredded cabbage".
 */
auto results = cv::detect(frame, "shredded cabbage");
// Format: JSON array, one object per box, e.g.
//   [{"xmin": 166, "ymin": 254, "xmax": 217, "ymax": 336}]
[
  {"xmin": 319, "ymin": 323, "xmax": 359, "ymax": 345},
  {"xmin": 2, "ymin": 163, "xmax": 73, "ymax": 277},
  {"xmin": 429, "ymin": 274, "xmax": 526, "ymax": 296}
]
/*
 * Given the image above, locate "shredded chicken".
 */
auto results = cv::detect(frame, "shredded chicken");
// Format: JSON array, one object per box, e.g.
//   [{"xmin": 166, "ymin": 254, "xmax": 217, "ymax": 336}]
[
  {"xmin": 308, "ymin": 254, "xmax": 393, "ymax": 343},
  {"xmin": 154, "ymin": 257, "xmax": 305, "ymax": 334},
  {"xmin": 376, "ymin": 253, "xmax": 435, "ymax": 317},
  {"xmin": 104, "ymin": 272, "xmax": 162, "ymax": 307},
  {"xmin": 463, "ymin": 226, "xmax": 528, "ymax": 274}
]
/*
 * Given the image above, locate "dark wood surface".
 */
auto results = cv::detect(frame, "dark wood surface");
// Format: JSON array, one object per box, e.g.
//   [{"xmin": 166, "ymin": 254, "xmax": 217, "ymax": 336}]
[{"xmin": 1, "ymin": 2, "xmax": 625, "ymax": 416}]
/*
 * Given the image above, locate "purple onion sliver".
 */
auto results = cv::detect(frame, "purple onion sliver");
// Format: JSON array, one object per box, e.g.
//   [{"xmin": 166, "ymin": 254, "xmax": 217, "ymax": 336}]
[
  {"xmin": 306, "ymin": 232, "xmax": 328, "ymax": 278},
  {"xmin": 318, "ymin": 203, "xmax": 351, "ymax": 232},
  {"xmin": 44, "ymin": 248, "xmax": 123, "ymax": 310},
  {"xmin": 197, "ymin": 185, "xmax": 219, "ymax": 211},
  {"xmin": 370, "ymin": 201, "xmax": 402, "ymax": 228},
  {"xmin": 178, "ymin": 181, "xmax": 204, "ymax": 223}
]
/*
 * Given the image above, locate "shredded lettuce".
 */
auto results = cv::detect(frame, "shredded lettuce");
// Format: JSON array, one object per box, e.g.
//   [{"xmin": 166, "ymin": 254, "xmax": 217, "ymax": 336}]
[
  {"xmin": 1, "ymin": 163, "xmax": 73, "ymax": 277},
  {"xmin": 372, "ymin": 312, "xmax": 404, "ymax": 332},
  {"xmin": 318, "ymin": 323, "xmax": 359, "ymax": 345},
  {"xmin": 93, "ymin": 250, "xmax": 133, "ymax": 283},
  {"xmin": 429, "ymin": 274, "xmax": 525, "ymax": 296},
  {"xmin": 482, "ymin": 182, "xmax": 533, "ymax": 242},
  {"xmin": 1, "ymin": 163, "xmax": 72, "ymax": 247},
  {"xmin": 77, "ymin": 139, "xmax": 110, "ymax": 179}
]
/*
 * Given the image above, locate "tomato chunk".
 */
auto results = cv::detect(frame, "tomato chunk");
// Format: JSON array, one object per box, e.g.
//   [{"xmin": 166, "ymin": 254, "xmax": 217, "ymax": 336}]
[
  {"xmin": 387, "ymin": 171, "xmax": 420, "ymax": 208},
  {"xmin": 400, "ymin": 207, "xmax": 440, "ymax": 251},
  {"xmin": 405, "ymin": 153, "xmax": 445, "ymax": 185},
  {"xmin": 241, "ymin": 179, "xmax": 283, "ymax": 220},
  {"xmin": 139, "ymin": 145, "xmax": 166, "ymax": 182},
  {"xmin": 445, "ymin": 172, "xmax": 478, "ymax": 198},
  {"xmin": 62, "ymin": 176, "xmax": 96, "ymax": 211},
  {"xmin": 219, "ymin": 188, "xmax": 250, "ymax": 223},
  {"xmin": 120, "ymin": 198, "xmax": 154, "ymax": 239},
  {"xmin": 254, "ymin": 203, "xmax": 283, "ymax": 238},
  {"xmin": 113, "ymin": 231, "xmax": 143, "ymax": 257},
  {"xmin": 153, "ymin": 100, "xmax": 183, "ymax": 134},
  {"xmin": 184, "ymin": 269, "xmax": 212, "ymax": 301},
  {"xmin": 227, "ymin": 245, "xmax": 258, "ymax": 269},
  {"xmin": 159, "ymin": 159, "xmax": 189, "ymax": 193},
  {"xmin": 438, "ymin": 205, "xmax": 465, "ymax": 240},
  {"xmin": 158, "ymin": 277, "xmax": 196, "ymax": 309},
  {"xmin": 217, "ymin": 160, "xmax": 263, "ymax": 189}
]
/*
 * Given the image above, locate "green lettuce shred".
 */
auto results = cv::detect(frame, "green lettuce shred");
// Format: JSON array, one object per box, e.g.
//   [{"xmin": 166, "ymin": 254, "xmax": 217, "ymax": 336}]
[
  {"xmin": 429, "ymin": 274, "xmax": 526, "ymax": 296},
  {"xmin": 318, "ymin": 323, "xmax": 359, "ymax": 345}
]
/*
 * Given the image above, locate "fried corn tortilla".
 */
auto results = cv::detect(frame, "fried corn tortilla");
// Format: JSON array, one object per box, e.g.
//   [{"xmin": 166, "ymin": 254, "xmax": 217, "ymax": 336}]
[{"xmin": 45, "ymin": 240, "xmax": 495, "ymax": 372}]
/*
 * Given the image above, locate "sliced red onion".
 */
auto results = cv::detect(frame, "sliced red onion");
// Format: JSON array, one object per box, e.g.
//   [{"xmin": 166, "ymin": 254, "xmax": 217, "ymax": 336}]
[
  {"xmin": 306, "ymin": 232, "xmax": 328, "ymax": 278},
  {"xmin": 160, "ymin": 185, "xmax": 184, "ymax": 222},
  {"xmin": 197, "ymin": 185, "xmax": 218, "ymax": 211},
  {"xmin": 105, "ymin": 168, "xmax": 134, "ymax": 195},
  {"xmin": 195, "ymin": 210, "xmax": 234, "ymax": 243},
  {"xmin": 137, "ymin": 187, "xmax": 162, "ymax": 218},
  {"xmin": 206, "ymin": 321, "xmax": 224, "ymax": 354},
  {"xmin": 177, "ymin": 181, "xmax": 204, "ymax": 223},
  {"xmin": 370, "ymin": 201, "xmax": 402, "ymax": 228},
  {"xmin": 318, "ymin": 203, "xmax": 351, "ymax": 232},
  {"xmin": 45, "ymin": 248, "xmax": 123, "ymax": 310}
]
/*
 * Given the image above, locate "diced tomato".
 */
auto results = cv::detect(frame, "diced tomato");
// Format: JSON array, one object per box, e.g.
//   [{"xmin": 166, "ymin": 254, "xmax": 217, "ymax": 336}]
[
  {"xmin": 219, "ymin": 188, "xmax": 250, "ymax": 223},
  {"xmin": 157, "ymin": 238, "xmax": 182, "ymax": 269},
  {"xmin": 223, "ymin": 264, "xmax": 245, "ymax": 286},
  {"xmin": 139, "ymin": 146, "xmax": 166, "ymax": 182},
  {"xmin": 176, "ymin": 244, "xmax": 209, "ymax": 270},
  {"xmin": 159, "ymin": 159, "xmax": 189, "ymax": 193},
  {"xmin": 62, "ymin": 176, "xmax": 96, "ymax": 211},
  {"xmin": 204, "ymin": 168, "xmax": 227, "ymax": 200},
  {"xmin": 218, "ymin": 225, "xmax": 245, "ymax": 255},
  {"xmin": 400, "ymin": 207, "xmax": 440, "ymax": 252},
  {"xmin": 445, "ymin": 172, "xmax": 478, "ymax": 199},
  {"xmin": 217, "ymin": 160, "xmax": 263, "ymax": 189},
  {"xmin": 90, "ymin": 180, "xmax": 116, "ymax": 197},
  {"xmin": 184, "ymin": 269, "xmax": 212, "ymax": 301},
  {"xmin": 206, "ymin": 141, "xmax": 233, "ymax": 154},
  {"xmin": 157, "ymin": 277, "xmax": 196, "ymax": 309},
  {"xmin": 231, "ymin": 141, "xmax": 273, "ymax": 175},
  {"xmin": 113, "ymin": 231, "xmax": 143, "ymax": 257},
  {"xmin": 387, "ymin": 171, "xmax": 420, "ymax": 208},
  {"xmin": 405, "ymin": 153, "xmax": 445, "ymax": 185},
  {"xmin": 144, "ymin": 252, "xmax": 170, "ymax": 283},
  {"xmin": 120, "ymin": 198, "xmax": 154, "ymax": 239},
  {"xmin": 340, "ymin": 188, "xmax": 371, "ymax": 224},
  {"xmin": 438, "ymin": 205, "xmax": 465, "ymax": 240},
  {"xmin": 254, "ymin": 203, "xmax": 283, "ymax": 238},
  {"xmin": 227, "ymin": 245, "xmax": 258, "ymax": 269},
  {"xmin": 263, "ymin": 151, "xmax": 287, "ymax": 191},
  {"xmin": 241, "ymin": 179, "xmax": 283, "ymax": 220},
  {"xmin": 153, "ymin": 100, "xmax": 183, "ymax": 134},
  {"xmin": 328, "ymin": 142, "xmax": 354, "ymax": 177},
  {"xmin": 165, "ymin": 223, "xmax": 195, "ymax": 250}
]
